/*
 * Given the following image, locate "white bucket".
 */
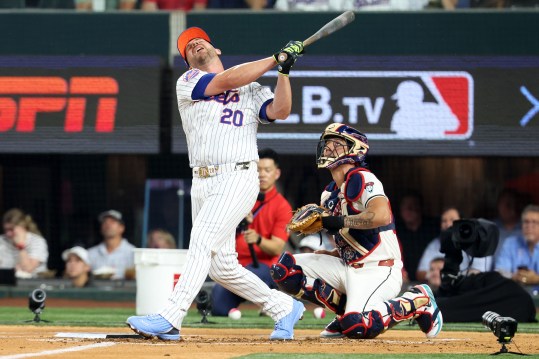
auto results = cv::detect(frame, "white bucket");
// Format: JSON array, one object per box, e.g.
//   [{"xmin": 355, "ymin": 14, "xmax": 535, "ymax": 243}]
[{"xmin": 134, "ymin": 248, "xmax": 188, "ymax": 315}]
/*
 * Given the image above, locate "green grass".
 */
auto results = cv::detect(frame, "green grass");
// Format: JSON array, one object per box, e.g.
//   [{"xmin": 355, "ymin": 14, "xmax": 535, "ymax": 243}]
[
  {"xmin": 0, "ymin": 306, "xmax": 538, "ymax": 335},
  {"xmin": 236, "ymin": 356, "xmax": 536, "ymax": 359},
  {"xmin": 236, "ymin": 356, "xmax": 524, "ymax": 359}
]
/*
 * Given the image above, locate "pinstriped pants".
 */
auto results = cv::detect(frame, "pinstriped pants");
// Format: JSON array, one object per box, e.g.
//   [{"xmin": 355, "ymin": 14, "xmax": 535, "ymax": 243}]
[{"xmin": 160, "ymin": 164, "xmax": 293, "ymax": 329}]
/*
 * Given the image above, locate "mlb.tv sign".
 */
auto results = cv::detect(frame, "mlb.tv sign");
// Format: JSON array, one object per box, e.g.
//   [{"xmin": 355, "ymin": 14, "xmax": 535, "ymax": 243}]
[{"xmin": 262, "ymin": 71, "xmax": 474, "ymax": 140}]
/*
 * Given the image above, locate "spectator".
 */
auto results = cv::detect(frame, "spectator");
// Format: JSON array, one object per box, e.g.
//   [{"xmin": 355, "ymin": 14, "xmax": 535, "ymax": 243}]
[
  {"xmin": 298, "ymin": 234, "xmax": 325, "ymax": 253},
  {"xmin": 495, "ymin": 204, "xmax": 539, "ymax": 286},
  {"xmin": 25, "ymin": 0, "xmax": 75, "ymax": 8},
  {"xmin": 396, "ymin": 191, "xmax": 439, "ymax": 282},
  {"xmin": 211, "ymin": 148, "xmax": 293, "ymax": 316},
  {"xmin": 75, "ymin": 0, "xmax": 137, "ymax": 10},
  {"xmin": 140, "ymin": 0, "xmax": 207, "ymax": 10},
  {"xmin": 274, "ymin": 0, "xmax": 427, "ymax": 11},
  {"xmin": 207, "ymin": 0, "xmax": 274, "ymax": 9},
  {"xmin": 147, "ymin": 229, "xmax": 176, "ymax": 249},
  {"xmin": 426, "ymin": 257, "xmax": 445, "ymax": 290},
  {"xmin": 62, "ymin": 246, "xmax": 93, "ymax": 288},
  {"xmin": 88, "ymin": 210, "xmax": 135, "ymax": 280},
  {"xmin": 425, "ymin": 0, "xmax": 469, "ymax": 9},
  {"xmin": 0, "ymin": 208, "xmax": 48, "ymax": 278},
  {"xmin": 273, "ymin": 0, "xmax": 340, "ymax": 11},
  {"xmin": 416, "ymin": 207, "xmax": 493, "ymax": 281},
  {"xmin": 492, "ymin": 188, "xmax": 523, "ymax": 259}
]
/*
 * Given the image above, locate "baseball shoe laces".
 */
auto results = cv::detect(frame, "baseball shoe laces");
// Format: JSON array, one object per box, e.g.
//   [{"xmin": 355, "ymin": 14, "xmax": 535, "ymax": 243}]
[
  {"xmin": 126, "ymin": 314, "xmax": 180, "ymax": 341},
  {"xmin": 269, "ymin": 300, "xmax": 305, "ymax": 340}
]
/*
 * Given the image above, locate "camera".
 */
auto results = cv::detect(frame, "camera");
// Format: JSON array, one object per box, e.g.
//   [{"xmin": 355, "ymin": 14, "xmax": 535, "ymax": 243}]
[
  {"xmin": 195, "ymin": 290, "xmax": 211, "ymax": 313},
  {"xmin": 439, "ymin": 218, "xmax": 499, "ymax": 293},
  {"xmin": 195, "ymin": 290, "xmax": 213, "ymax": 324},
  {"xmin": 29, "ymin": 289, "xmax": 46, "ymax": 315},
  {"xmin": 482, "ymin": 311, "xmax": 518, "ymax": 344}
]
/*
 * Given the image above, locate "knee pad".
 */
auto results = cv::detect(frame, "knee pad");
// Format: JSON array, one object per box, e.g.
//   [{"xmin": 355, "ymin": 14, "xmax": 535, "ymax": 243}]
[
  {"xmin": 340, "ymin": 311, "xmax": 385, "ymax": 339},
  {"xmin": 270, "ymin": 252, "xmax": 305, "ymax": 297},
  {"xmin": 312, "ymin": 278, "xmax": 346, "ymax": 316},
  {"xmin": 271, "ymin": 252, "xmax": 346, "ymax": 315}
]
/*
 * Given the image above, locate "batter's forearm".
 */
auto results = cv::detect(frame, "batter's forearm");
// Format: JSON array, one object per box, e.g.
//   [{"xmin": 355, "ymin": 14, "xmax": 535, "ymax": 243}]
[
  {"xmin": 216, "ymin": 57, "xmax": 276, "ymax": 90},
  {"xmin": 267, "ymin": 75, "xmax": 292, "ymax": 119}
]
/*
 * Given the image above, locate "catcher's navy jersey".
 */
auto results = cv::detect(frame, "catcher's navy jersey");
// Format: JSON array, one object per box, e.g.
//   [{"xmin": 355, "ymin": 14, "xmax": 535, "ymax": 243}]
[{"xmin": 321, "ymin": 167, "xmax": 402, "ymax": 265}]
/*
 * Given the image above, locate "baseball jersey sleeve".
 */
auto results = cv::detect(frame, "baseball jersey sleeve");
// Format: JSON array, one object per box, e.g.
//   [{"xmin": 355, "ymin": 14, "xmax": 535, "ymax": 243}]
[
  {"xmin": 176, "ymin": 69, "xmax": 214, "ymax": 110},
  {"xmin": 250, "ymin": 82, "xmax": 275, "ymax": 124},
  {"xmin": 345, "ymin": 171, "xmax": 387, "ymax": 209}
]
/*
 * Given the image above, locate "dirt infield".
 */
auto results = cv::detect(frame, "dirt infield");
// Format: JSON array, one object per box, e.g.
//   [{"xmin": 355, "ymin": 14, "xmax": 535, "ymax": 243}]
[{"xmin": 0, "ymin": 325, "xmax": 537, "ymax": 358}]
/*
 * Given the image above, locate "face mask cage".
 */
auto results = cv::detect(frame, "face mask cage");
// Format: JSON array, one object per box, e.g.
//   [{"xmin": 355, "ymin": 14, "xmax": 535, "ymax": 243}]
[{"xmin": 316, "ymin": 137, "xmax": 354, "ymax": 169}]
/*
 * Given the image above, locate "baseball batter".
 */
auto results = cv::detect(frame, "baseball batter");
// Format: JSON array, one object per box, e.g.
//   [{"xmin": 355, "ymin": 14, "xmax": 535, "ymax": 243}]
[
  {"xmin": 271, "ymin": 123, "xmax": 443, "ymax": 339},
  {"xmin": 127, "ymin": 27, "xmax": 305, "ymax": 341}
]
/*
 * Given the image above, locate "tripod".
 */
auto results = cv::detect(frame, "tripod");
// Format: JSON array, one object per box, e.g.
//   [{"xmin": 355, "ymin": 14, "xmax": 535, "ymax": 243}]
[
  {"xmin": 198, "ymin": 309, "xmax": 215, "ymax": 324},
  {"xmin": 25, "ymin": 312, "xmax": 50, "ymax": 323},
  {"xmin": 491, "ymin": 342, "xmax": 528, "ymax": 356}
]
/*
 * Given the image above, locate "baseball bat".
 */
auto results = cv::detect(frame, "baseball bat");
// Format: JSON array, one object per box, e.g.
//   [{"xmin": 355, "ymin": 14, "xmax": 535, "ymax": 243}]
[
  {"xmin": 248, "ymin": 243, "xmax": 259, "ymax": 268},
  {"xmin": 278, "ymin": 10, "xmax": 355, "ymax": 63}
]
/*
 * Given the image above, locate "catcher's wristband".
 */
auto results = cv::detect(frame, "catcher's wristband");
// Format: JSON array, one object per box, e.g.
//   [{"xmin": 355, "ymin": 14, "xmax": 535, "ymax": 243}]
[{"xmin": 322, "ymin": 216, "xmax": 345, "ymax": 233}]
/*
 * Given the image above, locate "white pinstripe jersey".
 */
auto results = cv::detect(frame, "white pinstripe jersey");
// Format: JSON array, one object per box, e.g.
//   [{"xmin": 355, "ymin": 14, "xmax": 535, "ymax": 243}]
[{"xmin": 176, "ymin": 68, "xmax": 274, "ymax": 168}]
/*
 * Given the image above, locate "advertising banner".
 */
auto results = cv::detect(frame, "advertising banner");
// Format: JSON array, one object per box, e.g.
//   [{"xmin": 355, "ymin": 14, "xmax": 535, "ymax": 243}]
[
  {"xmin": 0, "ymin": 56, "xmax": 162, "ymax": 153},
  {"xmin": 171, "ymin": 56, "xmax": 539, "ymax": 156}
]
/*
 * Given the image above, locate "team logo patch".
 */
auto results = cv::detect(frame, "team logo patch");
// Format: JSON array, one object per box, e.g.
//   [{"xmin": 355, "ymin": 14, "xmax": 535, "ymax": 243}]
[
  {"xmin": 365, "ymin": 182, "xmax": 374, "ymax": 193},
  {"xmin": 183, "ymin": 69, "xmax": 200, "ymax": 82}
]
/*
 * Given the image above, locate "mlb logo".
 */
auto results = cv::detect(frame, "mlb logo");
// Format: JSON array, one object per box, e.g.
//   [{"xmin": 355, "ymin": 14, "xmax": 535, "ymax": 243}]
[{"xmin": 389, "ymin": 72, "xmax": 473, "ymax": 140}]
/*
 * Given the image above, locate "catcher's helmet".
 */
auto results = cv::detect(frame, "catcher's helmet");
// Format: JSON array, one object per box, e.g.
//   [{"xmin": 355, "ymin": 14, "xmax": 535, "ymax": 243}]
[{"xmin": 316, "ymin": 123, "xmax": 369, "ymax": 170}]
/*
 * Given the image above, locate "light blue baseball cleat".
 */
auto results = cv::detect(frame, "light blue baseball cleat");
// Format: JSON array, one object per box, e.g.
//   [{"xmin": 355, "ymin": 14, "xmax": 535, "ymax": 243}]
[
  {"xmin": 269, "ymin": 299, "xmax": 305, "ymax": 340},
  {"xmin": 414, "ymin": 284, "xmax": 443, "ymax": 338},
  {"xmin": 126, "ymin": 314, "xmax": 180, "ymax": 341}
]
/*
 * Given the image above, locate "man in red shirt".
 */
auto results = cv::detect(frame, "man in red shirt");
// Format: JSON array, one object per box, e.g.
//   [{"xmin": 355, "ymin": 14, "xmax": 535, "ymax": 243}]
[{"xmin": 211, "ymin": 148, "xmax": 292, "ymax": 316}]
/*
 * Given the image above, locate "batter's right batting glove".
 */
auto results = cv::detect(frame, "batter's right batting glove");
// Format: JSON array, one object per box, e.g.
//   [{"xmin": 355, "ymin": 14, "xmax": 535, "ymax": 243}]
[{"xmin": 273, "ymin": 40, "xmax": 304, "ymax": 76}]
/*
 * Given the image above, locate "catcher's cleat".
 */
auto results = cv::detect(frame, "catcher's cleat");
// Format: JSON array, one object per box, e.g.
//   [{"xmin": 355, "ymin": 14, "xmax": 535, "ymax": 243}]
[
  {"xmin": 412, "ymin": 284, "xmax": 443, "ymax": 339},
  {"xmin": 269, "ymin": 299, "xmax": 305, "ymax": 340},
  {"xmin": 126, "ymin": 314, "xmax": 180, "ymax": 341},
  {"xmin": 320, "ymin": 316, "xmax": 345, "ymax": 338}
]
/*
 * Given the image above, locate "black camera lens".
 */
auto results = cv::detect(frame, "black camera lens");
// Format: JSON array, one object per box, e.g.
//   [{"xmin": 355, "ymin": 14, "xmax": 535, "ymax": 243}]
[
  {"xmin": 29, "ymin": 289, "xmax": 46, "ymax": 314},
  {"xmin": 195, "ymin": 290, "xmax": 211, "ymax": 311},
  {"xmin": 458, "ymin": 223, "xmax": 473, "ymax": 240},
  {"xmin": 482, "ymin": 311, "xmax": 499, "ymax": 329},
  {"xmin": 482, "ymin": 311, "xmax": 518, "ymax": 343}
]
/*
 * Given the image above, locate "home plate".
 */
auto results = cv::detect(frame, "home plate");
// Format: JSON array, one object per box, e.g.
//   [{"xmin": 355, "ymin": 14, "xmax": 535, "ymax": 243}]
[{"xmin": 55, "ymin": 332, "xmax": 142, "ymax": 339}]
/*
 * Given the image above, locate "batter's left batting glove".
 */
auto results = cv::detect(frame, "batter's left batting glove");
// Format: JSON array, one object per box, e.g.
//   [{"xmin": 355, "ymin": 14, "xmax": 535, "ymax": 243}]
[
  {"xmin": 322, "ymin": 215, "xmax": 345, "ymax": 235},
  {"xmin": 273, "ymin": 40, "xmax": 304, "ymax": 76}
]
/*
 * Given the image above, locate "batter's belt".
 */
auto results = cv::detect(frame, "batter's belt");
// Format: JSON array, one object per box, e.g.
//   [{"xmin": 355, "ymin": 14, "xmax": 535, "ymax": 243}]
[
  {"xmin": 349, "ymin": 259, "xmax": 394, "ymax": 269},
  {"xmin": 192, "ymin": 161, "xmax": 254, "ymax": 178}
]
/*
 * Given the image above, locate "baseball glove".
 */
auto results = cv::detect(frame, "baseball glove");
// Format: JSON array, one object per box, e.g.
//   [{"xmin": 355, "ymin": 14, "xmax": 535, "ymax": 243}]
[{"xmin": 287, "ymin": 203, "xmax": 328, "ymax": 235}]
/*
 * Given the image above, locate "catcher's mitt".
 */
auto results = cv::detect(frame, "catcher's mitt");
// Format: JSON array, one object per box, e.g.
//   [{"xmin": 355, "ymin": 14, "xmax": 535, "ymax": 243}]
[{"xmin": 287, "ymin": 203, "xmax": 328, "ymax": 235}]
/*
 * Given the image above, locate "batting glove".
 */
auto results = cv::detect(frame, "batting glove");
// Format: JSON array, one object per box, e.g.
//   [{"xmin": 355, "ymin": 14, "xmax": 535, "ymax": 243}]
[{"xmin": 272, "ymin": 40, "xmax": 304, "ymax": 76}]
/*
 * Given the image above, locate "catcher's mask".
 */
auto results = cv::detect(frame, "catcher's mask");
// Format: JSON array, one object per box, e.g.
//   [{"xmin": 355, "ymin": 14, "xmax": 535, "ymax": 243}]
[{"xmin": 316, "ymin": 123, "xmax": 369, "ymax": 170}]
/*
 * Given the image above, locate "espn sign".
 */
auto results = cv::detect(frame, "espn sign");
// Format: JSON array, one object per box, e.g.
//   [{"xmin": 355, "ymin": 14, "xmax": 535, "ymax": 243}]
[{"xmin": 0, "ymin": 76, "xmax": 118, "ymax": 132}]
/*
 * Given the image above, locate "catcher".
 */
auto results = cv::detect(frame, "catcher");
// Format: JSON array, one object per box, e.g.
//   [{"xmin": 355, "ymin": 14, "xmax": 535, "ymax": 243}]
[{"xmin": 271, "ymin": 123, "xmax": 443, "ymax": 339}]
